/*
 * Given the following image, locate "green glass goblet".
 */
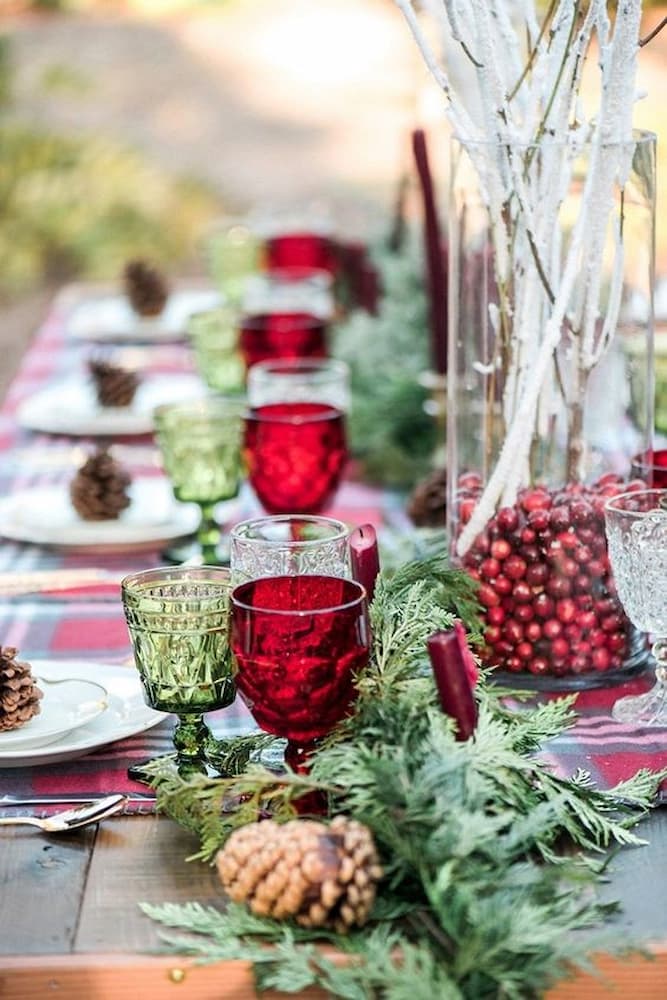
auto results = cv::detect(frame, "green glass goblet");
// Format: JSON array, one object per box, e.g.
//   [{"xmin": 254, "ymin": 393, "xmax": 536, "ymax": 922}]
[
  {"xmin": 154, "ymin": 395, "xmax": 245, "ymax": 565},
  {"xmin": 122, "ymin": 566, "xmax": 234, "ymax": 778},
  {"xmin": 187, "ymin": 305, "xmax": 245, "ymax": 396}
]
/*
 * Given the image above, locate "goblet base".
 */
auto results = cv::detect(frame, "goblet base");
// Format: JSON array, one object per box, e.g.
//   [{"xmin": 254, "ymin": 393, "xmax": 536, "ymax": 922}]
[
  {"xmin": 160, "ymin": 537, "xmax": 231, "ymax": 567},
  {"xmin": 612, "ymin": 681, "xmax": 667, "ymax": 727}
]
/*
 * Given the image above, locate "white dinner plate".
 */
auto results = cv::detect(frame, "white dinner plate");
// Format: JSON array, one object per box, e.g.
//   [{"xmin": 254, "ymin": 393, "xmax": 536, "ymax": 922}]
[
  {"xmin": 65, "ymin": 288, "xmax": 222, "ymax": 343},
  {"xmin": 0, "ymin": 477, "xmax": 199, "ymax": 554},
  {"xmin": 0, "ymin": 660, "xmax": 167, "ymax": 767},
  {"xmin": 16, "ymin": 372, "xmax": 204, "ymax": 437},
  {"xmin": 0, "ymin": 677, "xmax": 108, "ymax": 751}
]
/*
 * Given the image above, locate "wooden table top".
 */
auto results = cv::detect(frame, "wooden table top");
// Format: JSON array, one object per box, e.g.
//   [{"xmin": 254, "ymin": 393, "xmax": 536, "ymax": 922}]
[{"xmin": 1, "ymin": 807, "xmax": 666, "ymax": 999}]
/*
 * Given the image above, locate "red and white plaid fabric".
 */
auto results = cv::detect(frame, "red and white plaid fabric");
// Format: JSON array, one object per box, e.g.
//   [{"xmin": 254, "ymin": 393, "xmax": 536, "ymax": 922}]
[{"xmin": 0, "ymin": 287, "xmax": 665, "ymax": 813}]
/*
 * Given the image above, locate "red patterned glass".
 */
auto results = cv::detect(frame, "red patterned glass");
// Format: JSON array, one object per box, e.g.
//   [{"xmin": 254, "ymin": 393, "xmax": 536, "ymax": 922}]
[
  {"xmin": 230, "ymin": 574, "xmax": 369, "ymax": 770},
  {"xmin": 265, "ymin": 232, "xmax": 338, "ymax": 275},
  {"xmin": 244, "ymin": 358, "xmax": 349, "ymax": 515},
  {"xmin": 244, "ymin": 402, "xmax": 347, "ymax": 514},
  {"xmin": 238, "ymin": 311, "xmax": 328, "ymax": 370},
  {"xmin": 631, "ymin": 449, "xmax": 667, "ymax": 488}
]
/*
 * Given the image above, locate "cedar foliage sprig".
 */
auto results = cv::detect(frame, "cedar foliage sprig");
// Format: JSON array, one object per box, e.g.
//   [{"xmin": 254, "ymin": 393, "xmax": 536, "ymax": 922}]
[{"xmin": 141, "ymin": 556, "xmax": 666, "ymax": 998}]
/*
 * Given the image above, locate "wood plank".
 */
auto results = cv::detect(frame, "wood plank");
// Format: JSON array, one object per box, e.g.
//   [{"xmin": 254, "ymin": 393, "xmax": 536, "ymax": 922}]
[
  {"xmin": 0, "ymin": 828, "xmax": 94, "ymax": 955},
  {"xmin": 597, "ymin": 808, "xmax": 667, "ymax": 940},
  {"xmin": 75, "ymin": 815, "xmax": 223, "ymax": 953},
  {"xmin": 1, "ymin": 948, "xmax": 667, "ymax": 1000}
]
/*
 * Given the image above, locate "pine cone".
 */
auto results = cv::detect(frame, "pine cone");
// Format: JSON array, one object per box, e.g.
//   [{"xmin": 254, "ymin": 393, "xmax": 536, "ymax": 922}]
[
  {"xmin": 70, "ymin": 447, "xmax": 131, "ymax": 521},
  {"xmin": 123, "ymin": 258, "xmax": 169, "ymax": 317},
  {"xmin": 216, "ymin": 816, "xmax": 383, "ymax": 933},
  {"xmin": 88, "ymin": 357, "xmax": 139, "ymax": 408},
  {"xmin": 407, "ymin": 467, "xmax": 446, "ymax": 527},
  {"xmin": 0, "ymin": 646, "xmax": 43, "ymax": 732}
]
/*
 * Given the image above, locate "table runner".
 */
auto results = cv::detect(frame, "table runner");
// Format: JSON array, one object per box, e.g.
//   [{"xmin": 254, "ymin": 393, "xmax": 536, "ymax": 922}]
[{"xmin": 0, "ymin": 286, "xmax": 665, "ymax": 815}]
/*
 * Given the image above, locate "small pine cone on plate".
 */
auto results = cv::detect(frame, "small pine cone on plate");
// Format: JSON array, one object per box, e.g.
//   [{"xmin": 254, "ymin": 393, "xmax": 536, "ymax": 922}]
[
  {"xmin": 123, "ymin": 258, "xmax": 169, "ymax": 317},
  {"xmin": 0, "ymin": 646, "xmax": 43, "ymax": 732},
  {"xmin": 88, "ymin": 357, "xmax": 139, "ymax": 408},
  {"xmin": 216, "ymin": 815, "xmax": 383, "ymax": 933},
  {"xmin": 70, "ymin": 446, "xmax": 131, "ymax": 521}
]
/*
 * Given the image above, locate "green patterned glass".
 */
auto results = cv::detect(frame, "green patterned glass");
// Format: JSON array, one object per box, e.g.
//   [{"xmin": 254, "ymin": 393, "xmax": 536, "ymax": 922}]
[
  {"xmin": 187, "ymin": 306, "xmax": 245, "ymax": 395},
  {"xmin": 154, "ymin": 396, "xmax": 245, "ymax": 564},
  {"xmin": 122, "ymin": 566, "xmax": 234, "ymax": 775},
  {"xmin": 205, "ymin": 217, "xmax": 262, "ymax": 307}
]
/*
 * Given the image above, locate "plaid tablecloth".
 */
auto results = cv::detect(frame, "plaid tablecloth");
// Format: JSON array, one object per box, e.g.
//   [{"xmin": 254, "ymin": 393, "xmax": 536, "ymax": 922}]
[{"xmin": 0, "ymin": 286, "xmax": 665, "ymax": 814}]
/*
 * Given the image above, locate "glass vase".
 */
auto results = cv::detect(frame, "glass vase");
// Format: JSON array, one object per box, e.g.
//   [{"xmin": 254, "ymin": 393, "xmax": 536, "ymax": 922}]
[{"xmin": 447, "ymin": 131, "xmax": 656, "ymax": 690}]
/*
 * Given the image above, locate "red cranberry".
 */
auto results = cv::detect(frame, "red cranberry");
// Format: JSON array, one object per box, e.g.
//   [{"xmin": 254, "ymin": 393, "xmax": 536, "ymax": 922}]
[
  {"xmin": 459, "ymin": 498, "xmax": 477, "ymax": 523},
  {"xmin": 503, "ymin": 619, "xmax": 524, "ymax": 644},
  {"xmin": 485, "ymin": 625, "xmax": 502, "ymax": 645},
  {"xmin": 520, "ymin": 527, "xmax": 537, "ymax": 544},
  {"xmin": 569, "ymin": 500, "xmax": 594, "ymax": 525},
  {"xmin": 504, "ymin": 554, "xmax": 527, "ymax": 580},
  {"xmin": 525, "ymin": 563, "xmax": 549, "ymax": 587},
  {"xmin": 478, "ymin": 583, "xmax": 501, "ymax": 608},
  {"xmin": 549, "ymin": 507, "xmax": 571, "ymax": 532},
  {"xmin": 556, "ymin": 598, "xmax": 576, "ymax": 623},
  {"xmin": 560, "ymin": 558, "xmax": 579, "ymax": 578},
  {"xmin": 480, "ymin": 557, "xmax": 501, "ymax": 580},
  {"xmin": 490, "ymin": 538, "xmax": 512, "ymax": 561},
  {"xmin": 527, "ymin": 509, "xmax": 550, "ymax": 533},
  {"xmin": 515, "ymin": 603, "xmax": 535, "ymax": 622},
  {"xmin": 486, "ymin": 606, "xmax": 506, "ymax": 626},
  {"xmin": 533, "ymin": 593, "xmax": 555, "ymax": 618},
  {"xmin": 512, "ymin": 581, "xmax": 532, "ymax": 603},
  {"xmin": 520, "ymin": 544, "xmax": 541, "ymax": 564},
  {"xmin": 494, "ymin": 575, "xmax": 513, "ymax": 596},
  {"xmin": 545, "ymin": 576, "xmax": 571, "ymax": 599},
  {"xmin": 525, "ymin": 621, "xmax": 542, "ymax": 642},
  {"xmin": 592, "ymin": 648, "xmax": 611, "ymax": 671},
  {"xmin": 496, "ymin": 506, "xmax": 519, "ymax": 533},
  {"xmin": 601, "ymin": 612, "xmax": 624, "ymax": 632},
  {"xmin": 458, "ymin": 472, "xmax": 483, "ymax": 489},
  {"xmin": 543, "ymin": 618, "xmax": 562, "ymax": 639},
  {"xmin": 521, "ymin": 489, "xmax": 552, "ymax": 512},
  {"xmin": 577, "ymin": 610, "xmax": 597, "ymax": 631},
  {"xmin": 528, "ymin": 656, "xmax": 549, "ymax": 675},
  {"xmin": 516, "ymin": 641, "xmax": 533, "ymax": 661},
  {"xmin": 551, "ymin": 637, "xmax": 569, "ymax": 659}
]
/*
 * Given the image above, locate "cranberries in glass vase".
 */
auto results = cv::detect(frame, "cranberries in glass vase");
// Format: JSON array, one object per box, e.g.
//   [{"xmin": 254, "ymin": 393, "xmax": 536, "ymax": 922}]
[{"xmin": 455, "ymin": 472, "xmax": 650, "ymax": 688}]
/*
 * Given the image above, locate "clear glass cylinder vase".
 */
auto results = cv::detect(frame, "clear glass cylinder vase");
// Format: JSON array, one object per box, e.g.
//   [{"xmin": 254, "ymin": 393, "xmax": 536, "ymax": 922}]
[{"xmin": 447, "ymin": 131, "xmax": 656, "ymax": 689}]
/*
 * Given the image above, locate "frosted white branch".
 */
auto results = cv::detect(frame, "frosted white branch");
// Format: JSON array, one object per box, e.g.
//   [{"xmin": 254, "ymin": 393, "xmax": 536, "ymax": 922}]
[{"xmin": 394, "ymin": 1, "xmax": 648, "ymax": 554}]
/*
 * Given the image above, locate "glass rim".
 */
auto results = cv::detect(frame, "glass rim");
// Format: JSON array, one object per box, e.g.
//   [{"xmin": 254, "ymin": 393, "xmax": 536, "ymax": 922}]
[
  {"xmin": 152, "ymin": 395, "xmax": 247, "ymax": 421},
  {"xmin": 230, "ymin": 576, "xmax": 366, "ymax": 616},
  {"xmin": 230, "ymin": 513, "xmax": 349, "ymax": 546},
  {"xmin": 604, "ymin": 488, "xmax": 667, "ymax": 515},
  {"xmin": 244, "ymin": 404, "xmax": 343, "ymax": 424},
  {"xmin": 239, "ymin": 311, "xmax": 327, "ymax": 331},
  {"xmin": 247, "ymin": 357, "xmax": 349, "ymax": 379},
  {"xmin": 121, "ymin": 565, "xmax": 231, "ymax": 594}
]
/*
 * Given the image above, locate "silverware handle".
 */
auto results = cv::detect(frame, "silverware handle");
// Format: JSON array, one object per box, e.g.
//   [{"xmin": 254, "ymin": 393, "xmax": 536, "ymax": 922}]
[
  {"xmin": 0, "ymin": 795, "xmax": 154, "ymax": 806},
  {"xmin": 0, "ymin": 816, "xmax": 44, "ymax": 828}
]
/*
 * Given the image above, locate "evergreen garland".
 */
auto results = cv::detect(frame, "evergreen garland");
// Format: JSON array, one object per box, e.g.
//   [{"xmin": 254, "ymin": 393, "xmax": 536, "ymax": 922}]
[
  {"xmin": 333, "ymin": 243, "xmax": 437, "ymax": 489},
  {"xmin": 140, "ymin": 556, "xmax": 665, "ymax": 999}
]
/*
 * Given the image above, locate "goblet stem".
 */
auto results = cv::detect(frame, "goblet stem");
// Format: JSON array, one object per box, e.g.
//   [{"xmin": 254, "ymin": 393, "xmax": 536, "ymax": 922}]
[
  {"xmin": 172, "ymin": 713, "xmax": 213, "ymax": 776},
  {"xmin": 612, "ymin": 638, "xmax": 667, "ymax": 727},
  {"xmin": 196, "ymin": 502, "xmax": 222, "ymax": 565}
]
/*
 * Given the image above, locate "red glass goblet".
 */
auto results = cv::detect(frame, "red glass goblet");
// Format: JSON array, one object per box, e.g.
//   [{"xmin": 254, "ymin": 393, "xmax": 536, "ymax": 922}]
[
  {"xmin": 230, "ymin": 575, "xmax": 369, "ymax": 771},
  {"xmin": 244, "ymin": 359, "xmax": 349, "ymax": 514},
  {"xmin": 631, "ymin": 449, "xmax": 667, "ymax": 487},
  {"xmin": 238, "ymin": 311, "xmax": 328, "ymax": 370},
  {"xmin": 265, "ymin": 232, "xmax": 338, "ymax": 276}
]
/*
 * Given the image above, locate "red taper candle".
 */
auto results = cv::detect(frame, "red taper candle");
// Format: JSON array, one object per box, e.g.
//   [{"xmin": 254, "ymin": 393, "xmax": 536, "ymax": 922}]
[
  {"xmin": 349, "ymin": 523, "xmax": 381, "ymax": 603},
  {"xmin": 412, "ymin": 128, "xmax": 448, "ymax": 376},
  {"xmin": 427, "ymin": 624, "xmax": 478, "ymax": 741}
]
